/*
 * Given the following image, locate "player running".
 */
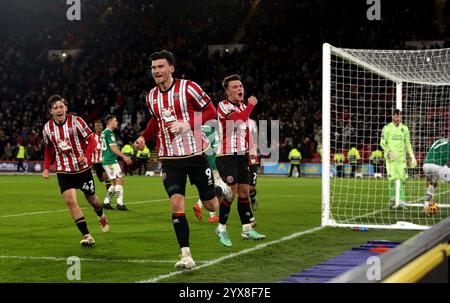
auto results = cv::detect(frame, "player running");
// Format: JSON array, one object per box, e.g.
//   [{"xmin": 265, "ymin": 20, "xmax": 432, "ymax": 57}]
[
  {"xmin": 214, "ymin": 74, "xmax": 266, "ymax": 247},
  {"xmin": 42, "ymin": 95, "xmax": 109, "ymax": 247}
]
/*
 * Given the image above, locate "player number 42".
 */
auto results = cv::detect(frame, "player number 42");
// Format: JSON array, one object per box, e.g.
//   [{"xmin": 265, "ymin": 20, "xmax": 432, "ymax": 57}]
[{"xmin": 82, "ymin": 180, "xmax": 94, "ymax": 192}]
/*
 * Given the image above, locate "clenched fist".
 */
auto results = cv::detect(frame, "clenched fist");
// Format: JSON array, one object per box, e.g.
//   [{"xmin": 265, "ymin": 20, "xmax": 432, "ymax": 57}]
[
  {"xmin": 169, "ymin": 121, "xmax": 190, "ymax": 135},
  {"xmin": 133, "ymin": 136, "xmax": 146, "ymax": 151},
  {"xmin": 248, "ymin": 96, "xmax": 258, "ymax": 106}
]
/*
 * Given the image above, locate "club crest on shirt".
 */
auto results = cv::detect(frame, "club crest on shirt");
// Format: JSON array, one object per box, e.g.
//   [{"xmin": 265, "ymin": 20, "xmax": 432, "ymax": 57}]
[
  {"xmin": 226, "ymin": 104, "xmax": 235, "ymax": 112},
  {"xmin": 57, "ymin": 139, "xmax": 73, "ymax": 154},
  {"xmin": 68, "ymin": 128, "xmax": 74, "ymax": 134},
  {"xmin": 161, "ymin": 107, "xmax": 176, "ymax": 123},
  {"xmin": 173, "ymin": 93, "xmax": 180, "ymax": 100}
]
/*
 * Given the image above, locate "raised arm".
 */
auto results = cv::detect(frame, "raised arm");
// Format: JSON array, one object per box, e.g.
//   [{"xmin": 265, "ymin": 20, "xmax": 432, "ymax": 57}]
[{"xmin": 227, "ymin": 96, "xmax": 257, "ymax": 122}]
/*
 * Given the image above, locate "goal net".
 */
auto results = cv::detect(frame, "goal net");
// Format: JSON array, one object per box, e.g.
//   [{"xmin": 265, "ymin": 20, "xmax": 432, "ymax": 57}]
[{"xmin": 322, "ymin": 43, "xmax": 450, "ymax": 230}]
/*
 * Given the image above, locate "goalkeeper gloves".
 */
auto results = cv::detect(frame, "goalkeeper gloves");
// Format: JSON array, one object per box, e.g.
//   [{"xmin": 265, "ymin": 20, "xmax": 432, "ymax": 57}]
[
  {"xmin": 387, "ymin": 151, "xmax": 397, "ymax": 161},
  {"xmin": 410, "ymin": 155, "xmax": 417, "ymax": 168}
]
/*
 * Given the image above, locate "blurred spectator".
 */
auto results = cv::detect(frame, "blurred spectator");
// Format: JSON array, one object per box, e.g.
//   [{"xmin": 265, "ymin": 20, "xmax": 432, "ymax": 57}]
[
  {"xmin": 15, "ymin": 142, "xmax": 26, "ymax": 173},
  {"xmin": 121, "ymin": 141, "xmax": 135, "ymax": 176},
  {"xmin": 288, "ymin": 144, "xmax": 302, "ymax": 177},
  {"xmin": 0, "ymin": 0, "xmax": 447, "ymax": 161},
  {"xmin": 2, "ymin": 142, "xmax": 14, "ymax": 160},
  {"xmin": 136, "ymin": 144, "xmax": 150, "ymax": 176}
]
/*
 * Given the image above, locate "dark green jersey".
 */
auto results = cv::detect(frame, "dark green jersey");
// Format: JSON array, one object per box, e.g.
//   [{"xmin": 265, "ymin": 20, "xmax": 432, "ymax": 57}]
[
  {"xmin": 101, "ymin": 128, "xmax": 118, "ymax": 165},
  {"xmin": 425, "ymin": 139, "xmax": 450, "ymax": 166}
]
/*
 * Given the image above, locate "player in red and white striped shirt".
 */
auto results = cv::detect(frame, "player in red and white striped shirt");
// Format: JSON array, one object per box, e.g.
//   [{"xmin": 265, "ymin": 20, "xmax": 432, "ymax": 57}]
[
  {"xmin": 92, "ymin": 123, "xmax": 103, "ymax": 164},
  {"xmin": 91, "ymin": 120, "xmax": 112, "ymax": 197},
  {"xmin": 214, "ymin": 74, "xmax": 266, "ymax": 247},
  {"xmin": 133, "ymin": 50, "xmax": 220, "ymax": 270},
  {"xmin": 144, "ymin": 79, "xmax": 211, "ymax": 157},
  {"xmin": 42, "ymin": 95, "xmax": 109, "ymax": 247}
]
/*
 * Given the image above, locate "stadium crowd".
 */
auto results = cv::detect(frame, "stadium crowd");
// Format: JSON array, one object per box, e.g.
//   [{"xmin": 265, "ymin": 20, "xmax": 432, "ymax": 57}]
[{"xmin": 0, "ymin": 0, "xmax": 449, "ymax": 163}]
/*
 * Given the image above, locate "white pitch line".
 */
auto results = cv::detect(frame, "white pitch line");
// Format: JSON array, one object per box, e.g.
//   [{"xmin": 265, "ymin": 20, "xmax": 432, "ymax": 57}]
[
  {"xmin": 0, "ymin": 196, "xmax": 196, "ymax": 219},
  {"xmin": 137, "ymin": 226, "xmax": 325, "ymax": 283},
  {"xmin": 0, "ymin": 255, "xmax": 208, "ymax": 264},
  {"xmin": 330, "ymin": 187, "xmax": 450, "ymax": 228},
  {"xmin": 1, "ymin": 208, "xmax": 69, "ymax": 218},
  {"xmin": 127, "ymin": 196, "xmax": 195, "ymax": 205},
  {"xmin": 264, "ymin": 194, "xmax": 321, "ymax": 198},
  {"xmin": 0, "ymin": 195, "xmax": 302, "ymax": 218},
  {"xmin": 138, "ymin": 189, "xmax": 435, "ymax": 283}
]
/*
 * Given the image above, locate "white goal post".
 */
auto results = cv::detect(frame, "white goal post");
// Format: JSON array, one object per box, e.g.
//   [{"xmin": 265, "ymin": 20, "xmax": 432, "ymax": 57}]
[{"xmin": 322, "ymin": 43, "xmax": 450, "ymax": 230}]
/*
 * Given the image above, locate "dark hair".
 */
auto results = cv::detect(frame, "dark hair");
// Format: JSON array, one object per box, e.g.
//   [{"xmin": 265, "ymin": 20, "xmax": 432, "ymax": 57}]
[
  {"xmin": 105, "ymin": 115, "xmax": 117, "ymax": 124},
  {"xmin": 94, "ymin": 119, "xmax": 103, "ymax": 124},
  {"xmin": 150, "ymin": 50, "xmax": 176, "ymax": 66},
  {"xmin": 47, "ymin": 95, "xmax": 67, "ymax": 109},
  {"xmin": 222, "ymin": 74, "xmax": 241, "ymax": 90},
  {"xmin": 393, "ymin": 109, "xmax": 402, "ymax": 115}
]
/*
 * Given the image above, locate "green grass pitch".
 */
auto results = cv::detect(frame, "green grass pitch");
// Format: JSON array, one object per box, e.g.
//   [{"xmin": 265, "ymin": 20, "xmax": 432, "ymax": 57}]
[{"xmin": 0, "ymin": 175, "xmax": 419, "ymax": 283}]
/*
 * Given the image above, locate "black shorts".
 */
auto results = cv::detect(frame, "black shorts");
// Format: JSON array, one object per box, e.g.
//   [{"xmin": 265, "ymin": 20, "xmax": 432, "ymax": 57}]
[
  {"xmin": 161, "ymin": 154, "xmax": 216, "ymax": 201},
  {"xmin": 216, "ymin": 154, "xmax": 249, "ymax": 186},
  {"xmin": 248, "ymin": 164, "xmax": 258, "ymax": 187},
  {"xmin": 57, "ymin": 167, "xmax": 96, "ymax": 196},
  {"xmin": 92, "ymin": 162, "xmax": 106, "ymax": 181}
]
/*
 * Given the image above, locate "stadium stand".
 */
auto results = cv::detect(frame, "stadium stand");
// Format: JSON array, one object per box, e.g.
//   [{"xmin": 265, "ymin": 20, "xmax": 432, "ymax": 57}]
[
  {"xmin": 0, "ymin": 0, "xmax": 449, "ymax": 164},
  {"xmin": 1, "ymin": 0, "xmax": 450, "ymax": 286}
]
